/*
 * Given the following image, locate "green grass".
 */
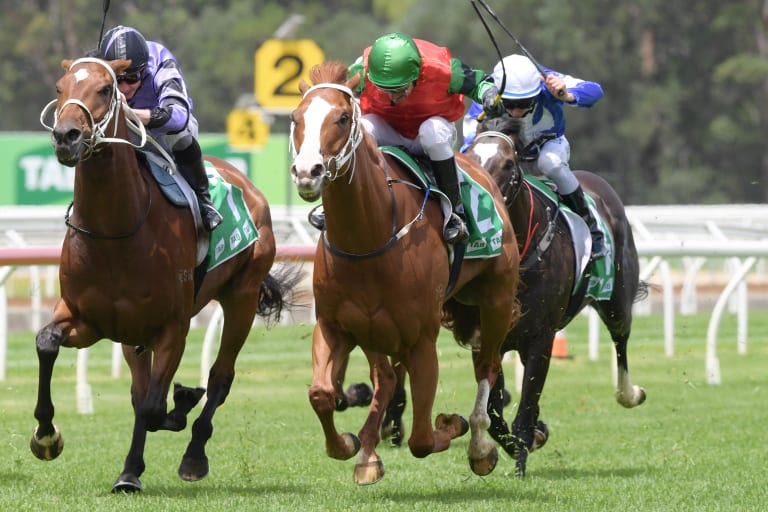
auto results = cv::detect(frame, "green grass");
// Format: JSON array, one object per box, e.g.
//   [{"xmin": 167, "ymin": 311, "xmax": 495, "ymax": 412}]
[{"xmin": 1, "ymin": 312, "xmax": 766, "ymax": 511}]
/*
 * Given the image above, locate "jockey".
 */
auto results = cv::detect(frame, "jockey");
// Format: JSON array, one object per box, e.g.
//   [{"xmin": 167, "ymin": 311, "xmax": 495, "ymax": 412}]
[
  {"xmin": 463, "ymin": 54, "xmax": 607, "ymax": 259},
  {"xmin": 99, "ymin": 25, "xmax": 223, "ymax": 231},
  {"xmin": 347, "ymin": 32, "xmax": 504, "ymax": 245}
]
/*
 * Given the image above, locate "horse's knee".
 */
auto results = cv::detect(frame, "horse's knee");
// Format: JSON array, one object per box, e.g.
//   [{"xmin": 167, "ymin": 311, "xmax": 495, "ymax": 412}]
[
  {"xmin": 36, "ymin": 324, "xmax": 64, "ymax": 356},
  {"xmin": 139, "ymin": 400, "xmax": 168, "ymax": 432},
  {"xmin": 308, "ymin": 385, "xmax": 336, "ymax": 414}
]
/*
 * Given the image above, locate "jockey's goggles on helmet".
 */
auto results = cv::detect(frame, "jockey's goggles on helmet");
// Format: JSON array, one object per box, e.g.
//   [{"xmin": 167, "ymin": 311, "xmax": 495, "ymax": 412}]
[
  {"xmin": 502, "ymin": 97, "xmax": 536, "ymax": 111},
  {"xmin": 375, "ymin": 82, "xmax": 413, "ymax": 95},
  {"xmin": 116, "ymin": 70, "xmax": 143, "ymax": 84}
]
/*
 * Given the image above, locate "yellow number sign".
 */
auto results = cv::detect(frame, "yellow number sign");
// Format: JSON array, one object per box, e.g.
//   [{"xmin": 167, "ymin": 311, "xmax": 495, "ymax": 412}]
[
  {"xmin": 226, "ymin": 109, "xmax": 269, "ymax": 148},
  {"xmin": 254, "ymin": 39, "xmax": 325, "ymax": 109}
]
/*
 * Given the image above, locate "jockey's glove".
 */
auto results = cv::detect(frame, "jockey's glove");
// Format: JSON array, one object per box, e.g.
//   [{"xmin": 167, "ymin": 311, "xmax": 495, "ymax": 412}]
[{"xmin": 482, "ymin": 86, "xmax": 505, "ymax": 118}]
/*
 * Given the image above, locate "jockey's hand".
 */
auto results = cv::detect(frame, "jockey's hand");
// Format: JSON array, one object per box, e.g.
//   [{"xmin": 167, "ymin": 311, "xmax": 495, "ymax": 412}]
[
  {"xmin": 543, "ymin": 75, "xmax": 573, "ymax": 101},
  {"xmin": 482, "ymin": 86, "xmax": 505, "ymax": 118}
]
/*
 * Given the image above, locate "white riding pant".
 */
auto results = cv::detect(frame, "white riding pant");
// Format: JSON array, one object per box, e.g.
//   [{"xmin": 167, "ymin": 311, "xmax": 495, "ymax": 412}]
[
  {"xmin": 522, "ymin": 135, "xmax": 580, "ymax": 195},
  {"xmin": 361, "ymin": 114, "xmax": 457, "ymax": 161}
]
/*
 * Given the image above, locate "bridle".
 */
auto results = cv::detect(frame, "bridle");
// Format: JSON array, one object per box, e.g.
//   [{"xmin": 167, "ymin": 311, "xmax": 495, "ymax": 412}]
[
  {"xmin": 290, "ymin": 82, "xmax": 428, "ymax": 260},
  {"xmin": 40, "ymin": 57, "xmax": 155, "ymax": 239},
  {"xmin": 289, "ymin": 83, "xmax": 364, "ymax": 183},
  {"xmin": 474, "ymin": 130, "xmax": 524, "ymax": 207}
]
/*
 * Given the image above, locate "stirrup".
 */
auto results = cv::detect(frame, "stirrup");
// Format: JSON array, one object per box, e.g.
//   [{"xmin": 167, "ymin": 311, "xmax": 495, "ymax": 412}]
[
  {"xmin": 201, "ymin": 205, "xmax": 223, "ymax": 231},
  {"xmin": 590, "ymin": 231, "xmax": 607, "ymax": 260},
  {"xmin": 444, "ymin": 212, "xmax": 468, "ymax": 245},
  {"xmin": 308, "ymin": 205, "xmax": 325, "ymax": 230}
]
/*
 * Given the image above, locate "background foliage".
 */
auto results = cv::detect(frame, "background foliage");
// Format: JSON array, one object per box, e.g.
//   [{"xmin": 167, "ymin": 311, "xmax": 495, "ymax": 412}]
[{"xmin": 3, "ymin": 0, "xmax": 767, "ymax": 204}]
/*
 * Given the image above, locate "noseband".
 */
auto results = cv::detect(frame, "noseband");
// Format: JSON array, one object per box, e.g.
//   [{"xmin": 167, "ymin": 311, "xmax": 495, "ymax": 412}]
[
  {"xmin": 474, "ymin": 130, "xmax": 524, "ymax": 207},
  {"xmin": 40, "ymin": 58, "xmax": 148, "ymax": 161}
]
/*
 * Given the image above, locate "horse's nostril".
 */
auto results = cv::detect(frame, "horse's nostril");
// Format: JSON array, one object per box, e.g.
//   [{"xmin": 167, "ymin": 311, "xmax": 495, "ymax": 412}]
[{"xmin": 311, "ymin": 164, "xmax": 324, "ymax": 178}]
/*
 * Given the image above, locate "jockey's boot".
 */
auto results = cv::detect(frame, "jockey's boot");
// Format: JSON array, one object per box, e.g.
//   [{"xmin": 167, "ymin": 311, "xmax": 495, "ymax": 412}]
[
  {"xmin": 562, "ymin": 185, "xmax": 606, "ymax": 260},
  {"xmin": 175, "ymin": 141, "xmax": 223, "ymax": 232},
  {"xmin": 432, "ymin": 156, "xmax": 469, "ymax": 245}
]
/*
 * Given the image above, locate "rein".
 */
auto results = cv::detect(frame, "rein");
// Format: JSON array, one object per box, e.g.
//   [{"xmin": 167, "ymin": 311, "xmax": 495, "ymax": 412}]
[
  {"xmin": 64, "ymin": 170, "xmax": 152, "ymax": 240},
  {"xmin": 474, "ymin": 130, "xmax": 559, "ymax": 266}
]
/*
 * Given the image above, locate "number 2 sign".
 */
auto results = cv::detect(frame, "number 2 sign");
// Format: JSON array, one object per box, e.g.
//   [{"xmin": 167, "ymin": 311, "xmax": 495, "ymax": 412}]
[{"xmin": 254, "ymin": 39, "xmax": 325, "ymax": 109}]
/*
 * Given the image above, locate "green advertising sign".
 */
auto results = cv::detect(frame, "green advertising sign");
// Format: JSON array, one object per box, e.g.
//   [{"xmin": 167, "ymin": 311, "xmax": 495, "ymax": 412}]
[{"xmin": 2, "ymin": 132, "xmax": 307, "ymax": 207}]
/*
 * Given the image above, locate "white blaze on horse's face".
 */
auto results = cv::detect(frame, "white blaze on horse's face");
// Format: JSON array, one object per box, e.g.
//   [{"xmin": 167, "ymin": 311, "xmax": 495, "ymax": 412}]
[
  {"xmin": 73, "ymin": 68, "xmax": 89, "ymax": 83},
  {"xmin": 291, "ymin": 95, "xmax": 334, "ymax": 201},
  {"xmin": 471, "ymin": 141, "xmax": 502, "ymax": 169}
]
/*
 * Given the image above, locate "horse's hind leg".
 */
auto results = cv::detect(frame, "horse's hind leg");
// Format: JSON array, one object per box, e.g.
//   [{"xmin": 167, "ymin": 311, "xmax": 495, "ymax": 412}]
[
  {"xmin": 178, "ymin": 306, "xmax": 255, "ymax": 482},
  {"xmin": 596, "ymin": 302, "xmax": 646, "ymax": 408},
  {"xmin": 380, "ymin": 358, "xmax": 407, "ymax": 446}
]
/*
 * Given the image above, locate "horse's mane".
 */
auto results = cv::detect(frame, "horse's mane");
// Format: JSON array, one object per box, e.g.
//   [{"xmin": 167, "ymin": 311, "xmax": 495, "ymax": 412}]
[{"xmin": 309, "ymin": 61, "xmax": 350, "ymax": 86}]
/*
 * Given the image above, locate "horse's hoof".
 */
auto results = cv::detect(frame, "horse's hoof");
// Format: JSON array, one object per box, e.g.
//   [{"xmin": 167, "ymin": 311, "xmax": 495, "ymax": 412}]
[
  {"xmin": 112, "ymin": 473, "xmax": 142, "ymax": 493},
  {"xmin": 469, "ymin": 445, "xmax": 498, "ymax": 476},
  {"xmin": 178, "ymin": 454, "xmax": 209, "ymax": 481},
  {"xmin": 531, "ymin": 421, "xmax": 549, "ymax": 452},
  {"xmin": 328, "ymin": 432, "xmax": 361, "ymax": 460},
  {"xmin": 435, "ymin": 413, "xmax": 469, "ymax": 439},
  {"xmin": 30, "ymin": 425, "xmax": 63, "ymax": 461},
  {"xmin": 353, "ymin": 459, "xmax": 385, "ymax": 485},
  {"xmin": 344, "ymin": 383, "xmax": 373, "ymax": 407}
]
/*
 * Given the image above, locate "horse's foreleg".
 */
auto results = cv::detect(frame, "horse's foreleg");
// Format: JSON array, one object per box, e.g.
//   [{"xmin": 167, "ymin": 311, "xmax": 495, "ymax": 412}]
[
  {"xmin": 353, "ymin": 351, "xmax": 395, "ymax": 485},
  {"xmin": 468, "ymin": 306, "xmax": 512, "ymax": 476},
  {"xmin": 407, "ymin": 341, "xmax": 465, "ymax": 458},
  {"xmin": 308, "ymin": 323, "xmax": 360, "ymax": 461},
  {"xmin": 30, "ymin": 323, "xmax": 65, "ymax": 461}
]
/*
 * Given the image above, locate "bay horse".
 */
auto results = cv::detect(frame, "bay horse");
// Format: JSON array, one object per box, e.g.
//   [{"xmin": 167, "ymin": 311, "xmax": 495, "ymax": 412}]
[
  {"xmin": 458, "ymin": 113, "xmax": 648, "ymax": 476},
  {"xmin": 31, "ymin": 57, "xmax": 296, "ymax": 493},
  {"xmin": 289, "ymin": 61, "xmax": 520, "ymax": 485}
]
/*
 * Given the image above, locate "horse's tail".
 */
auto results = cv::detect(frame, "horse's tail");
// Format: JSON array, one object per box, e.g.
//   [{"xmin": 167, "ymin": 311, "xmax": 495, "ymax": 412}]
[
  {"xmin": 256, "ymin": 263, "xmax": 305, "ymax": 325},
  {"xmin": 634, "ymin": 280, "xmax": 652, "ymax": 303}
]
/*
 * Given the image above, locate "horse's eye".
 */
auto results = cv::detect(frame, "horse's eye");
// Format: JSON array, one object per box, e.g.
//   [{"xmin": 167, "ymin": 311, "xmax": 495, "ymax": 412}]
[
  {"xmin": 99, "ymin": 84, "xmax": 112, "ymax": 97},
  {"xmin": 339, "ymin": 112, "xmax": 349, "ymax": 126}
]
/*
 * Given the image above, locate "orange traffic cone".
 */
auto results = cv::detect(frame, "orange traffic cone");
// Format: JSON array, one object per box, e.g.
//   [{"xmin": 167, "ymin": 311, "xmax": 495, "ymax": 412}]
[{"xmin": 551, "ymin": 330, "xmax": 572, "ymax": 359}]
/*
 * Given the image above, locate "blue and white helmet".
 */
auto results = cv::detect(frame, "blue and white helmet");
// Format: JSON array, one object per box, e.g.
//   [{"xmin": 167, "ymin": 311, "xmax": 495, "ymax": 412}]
[{"xmin": 492, "ymin": 54, "xmax": 542, "ymax": 99}]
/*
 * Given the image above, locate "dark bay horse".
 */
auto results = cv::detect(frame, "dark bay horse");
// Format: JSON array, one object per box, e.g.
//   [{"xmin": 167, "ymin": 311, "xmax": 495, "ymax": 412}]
[
  {"xmin": 289, "ymin": 62, "xmax": 520, "ymax": 485},
  {"xmin": 459, "ymin": 114, "xmax": 648, "ymax": 476},
  {"xmin": 31, "ymin": 57, "xmax": 296, "ymax": 492}
]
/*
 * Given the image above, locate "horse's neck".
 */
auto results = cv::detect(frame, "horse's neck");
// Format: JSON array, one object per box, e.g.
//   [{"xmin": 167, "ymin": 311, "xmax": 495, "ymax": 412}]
[
  {"xmin": 323, "ymin": 139, "xmax": 393, "ymax": 248},
  {"xmin": 72, "ymin": 121, "xmax": 149, "ymax": 231}
]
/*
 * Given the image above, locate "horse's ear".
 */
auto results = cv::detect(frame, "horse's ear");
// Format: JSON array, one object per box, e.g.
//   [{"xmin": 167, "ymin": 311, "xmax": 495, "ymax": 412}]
[
  {"xmin": 298, "ymin": 79, "xmax": 310, "ymax": 95},
  {"xmin": 345, "ymin": 71, "xmax": 360, "ymax": 93},
  {"xmin": 61, "ymin": 60, "xmax": 73, "ymax": 71},
  {"xmin": 109, "ymin": 59, "xmax": 133, "ymax": 76}
]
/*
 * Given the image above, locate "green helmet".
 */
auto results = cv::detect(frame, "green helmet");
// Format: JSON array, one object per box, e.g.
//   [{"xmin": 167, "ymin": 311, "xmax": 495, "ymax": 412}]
[{"xmin": 367, "ymin": 33, "xmax": 421, "ymax": 88}]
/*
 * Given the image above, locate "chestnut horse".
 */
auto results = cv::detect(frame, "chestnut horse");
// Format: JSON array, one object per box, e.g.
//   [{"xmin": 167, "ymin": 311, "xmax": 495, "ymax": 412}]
[
  {"xmin": 370, "ymin": 114, "xmax": 649, "ymax": 477},
  {"xmin": 289, "ymin": 62, "xmax": 520, "ymax": 485},
  {"xmin": 32, "ymin": 57, "xmax": 296, "ymax": 493},
  {"xmin": 460, "ymin": 114, "xmax": 648, "ymax": 476}
]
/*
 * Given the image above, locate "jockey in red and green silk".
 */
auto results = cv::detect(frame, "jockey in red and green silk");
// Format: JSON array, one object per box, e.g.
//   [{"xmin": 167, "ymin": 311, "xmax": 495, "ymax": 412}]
[
  {"xmin": 348, "ymin": 32, "xmax": 504, "ymax": 245},
  {"xmin": 99, "ymin": 25, "xmax": 222, "ymax": 231}
]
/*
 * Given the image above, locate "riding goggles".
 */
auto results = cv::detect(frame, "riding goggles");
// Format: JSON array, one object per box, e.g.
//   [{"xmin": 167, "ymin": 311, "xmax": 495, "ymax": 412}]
[
  {"xmin": 116, "ymin": 71, "xmax": 143, "ymax": 85},
  {"xmin": 375, "ymin": 82, "xmax": 413, "ymax": 95},
  {"xmin": 502, "ymin": 97, "xmax": 536, "ymax": 112}
]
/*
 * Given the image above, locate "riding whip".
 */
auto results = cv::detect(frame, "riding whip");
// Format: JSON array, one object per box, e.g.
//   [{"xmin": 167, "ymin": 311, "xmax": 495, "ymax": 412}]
[
  {"xmin": 475, "ymin": 0, "xmax": 565, "ymax": 97},
  {"xmin": 471, "ymin": 0, "xmax": 505, "ymax": 121},
  {"xmin": 97, "ymin": 0, "xmax": 111, "ymax": 48}
]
